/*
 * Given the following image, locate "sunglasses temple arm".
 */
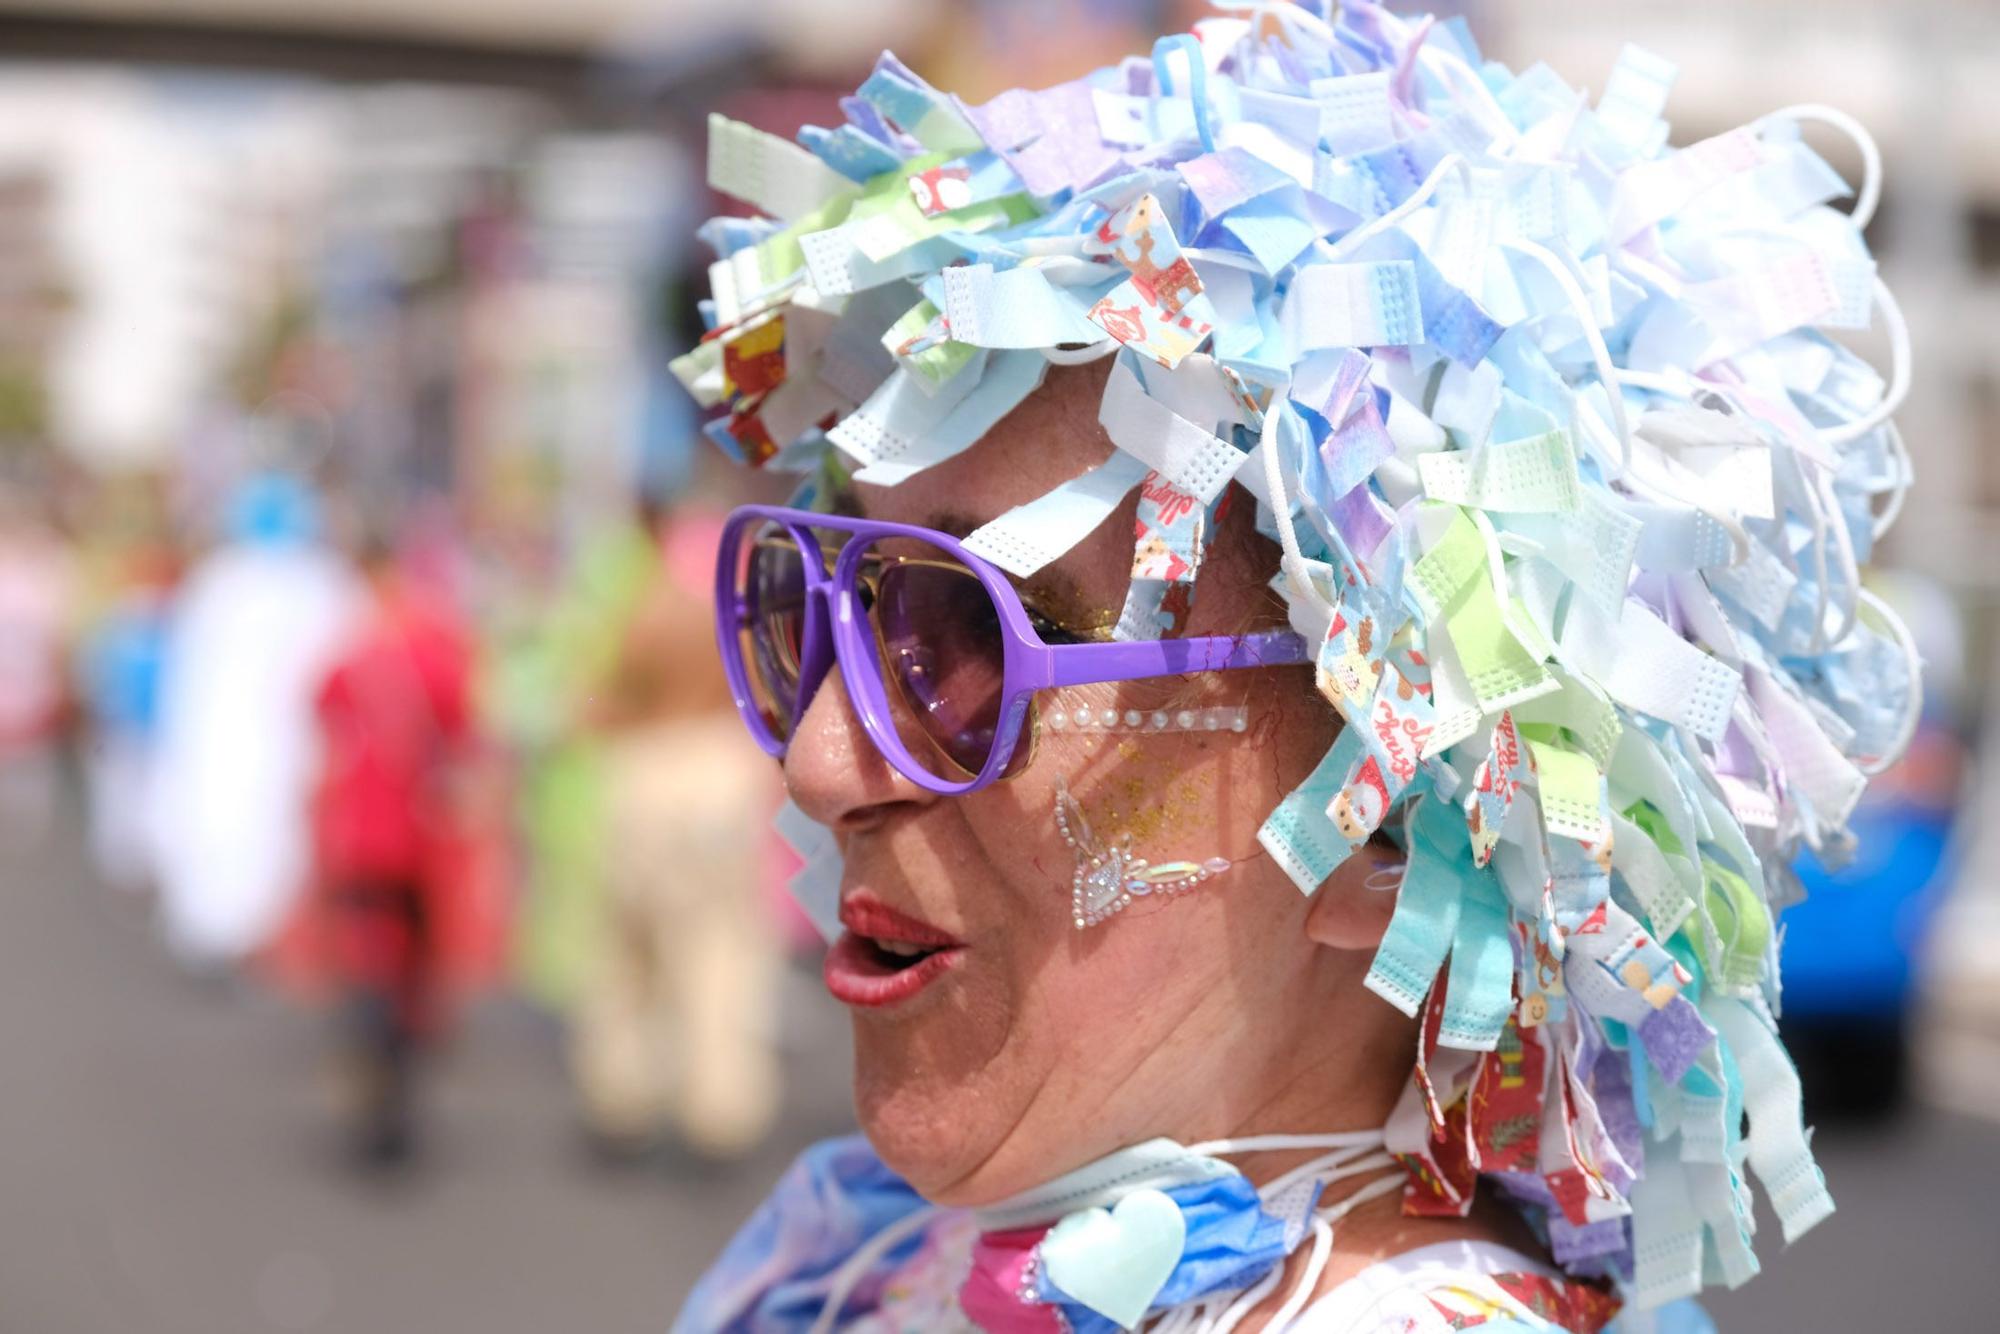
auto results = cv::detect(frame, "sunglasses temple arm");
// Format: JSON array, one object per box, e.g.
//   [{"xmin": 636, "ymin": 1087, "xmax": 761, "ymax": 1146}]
[{"xmin": 1044, "ymin": 630, "xmax": 1311, "ymax": 689}]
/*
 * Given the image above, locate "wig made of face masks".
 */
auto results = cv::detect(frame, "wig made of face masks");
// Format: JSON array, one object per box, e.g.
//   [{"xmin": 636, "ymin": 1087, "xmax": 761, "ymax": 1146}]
[{"xmin": 673, "ymin": 0, "xmax": 1918, "ymax": 1310}]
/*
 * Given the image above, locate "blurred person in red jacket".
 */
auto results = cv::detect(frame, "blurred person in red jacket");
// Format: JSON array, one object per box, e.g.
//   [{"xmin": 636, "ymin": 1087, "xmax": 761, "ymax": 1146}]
[{"xmin": 305, "ymin": 532, "xmax": 477, "ymax": 1169}]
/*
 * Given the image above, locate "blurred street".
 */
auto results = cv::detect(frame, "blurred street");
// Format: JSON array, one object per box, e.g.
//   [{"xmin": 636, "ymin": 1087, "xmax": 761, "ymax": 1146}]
[
  {"xmin": 2, "ymin": 775, "xmax": 1993, "ymax": 1332},
  {"xmin": 0, "ymin": 780, "xmax": 853, "ymax": 1334},
  {"xmin": 0, "ymin": 4, "xmax": 1995, "ymax": 1330}
]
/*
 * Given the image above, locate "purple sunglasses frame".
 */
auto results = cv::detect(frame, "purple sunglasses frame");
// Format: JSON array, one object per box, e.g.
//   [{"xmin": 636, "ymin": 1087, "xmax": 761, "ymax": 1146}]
[{"xmin": 714, "ymin": 504, "xmax": 1310, "ymax": 795}]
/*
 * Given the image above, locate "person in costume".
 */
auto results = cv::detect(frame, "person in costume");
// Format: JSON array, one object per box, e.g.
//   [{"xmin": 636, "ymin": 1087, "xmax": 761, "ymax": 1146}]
[
  {"xmin": 671, "ymin": 2, "xmax": 1919, "ymax": 1329},
  {"xmin": 298, "ymin": 535, "xmax": 479, "ymax": 1166},
  {"xmin": 569, "ymin": 500, "xmax": 784, "ymax": 1160},
  {"xmin": 146, "ymin": 473, "xmax": 361, "ymax": 970}
]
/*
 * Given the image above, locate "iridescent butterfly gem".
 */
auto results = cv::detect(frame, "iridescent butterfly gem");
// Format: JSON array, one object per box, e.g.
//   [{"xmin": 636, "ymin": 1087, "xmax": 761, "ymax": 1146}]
[{"xmin": 1053, "ymin": 784, "xmax": 1231, "ymax": 930}]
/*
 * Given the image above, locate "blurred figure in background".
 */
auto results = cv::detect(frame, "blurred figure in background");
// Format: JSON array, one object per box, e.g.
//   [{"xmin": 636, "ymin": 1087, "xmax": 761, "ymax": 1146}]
[
  {"xmin": 298, "ymin": 532, "xmax": 478, "ymax": 1168},
  {"xmin": 75, "ymin": 534, "xmax": 180, "ymax": 894},
  {"xmin": 509, "ymin": 511, "xmax": 658, "ymax": 1016},
  {"xmin": 569, "ymin": 499, "xmax": 781, "ymax": 1162},
  {"xmin": 0, "ymin": 488, "xmax": 76, "ymax": 830},
  {"xmin": 145, "ymin": 473, "xmax": 359, "ymax": 971}
]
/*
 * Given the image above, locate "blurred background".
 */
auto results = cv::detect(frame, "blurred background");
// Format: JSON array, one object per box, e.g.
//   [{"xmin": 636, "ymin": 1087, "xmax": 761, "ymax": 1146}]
[{"xmin": 0, "ymin": 1, "xmax": 1993, "ymax": 1330}]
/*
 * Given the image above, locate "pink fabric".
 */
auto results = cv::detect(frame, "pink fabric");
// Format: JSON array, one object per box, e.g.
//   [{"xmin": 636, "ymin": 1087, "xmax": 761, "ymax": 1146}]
[{"xmin": 958, "ymin": 1225, "xmax": 1063, "ymax": 1334}]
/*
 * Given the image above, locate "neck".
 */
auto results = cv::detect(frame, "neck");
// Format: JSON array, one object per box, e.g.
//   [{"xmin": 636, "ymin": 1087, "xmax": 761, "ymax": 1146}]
[
  {"xmin": 971, "ymin": 1128, "xmax": 1392, "ymax": 1236},
  {"xmin": 1073, "ymin": 950, "xmax": 1417, "ymax": 1193}
]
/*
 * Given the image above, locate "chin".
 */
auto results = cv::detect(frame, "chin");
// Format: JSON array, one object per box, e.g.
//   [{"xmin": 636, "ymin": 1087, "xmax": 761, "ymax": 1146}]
[{"xmin": 850, "ymin": 1023, "xmax": 1023, "ymax": 1206}]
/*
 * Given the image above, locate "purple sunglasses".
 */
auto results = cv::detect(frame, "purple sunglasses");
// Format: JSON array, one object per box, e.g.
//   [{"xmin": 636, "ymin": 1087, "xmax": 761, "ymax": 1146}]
[{"xmin": 714, "ymin": 504, "xmax": 1310, "ymax": 795}]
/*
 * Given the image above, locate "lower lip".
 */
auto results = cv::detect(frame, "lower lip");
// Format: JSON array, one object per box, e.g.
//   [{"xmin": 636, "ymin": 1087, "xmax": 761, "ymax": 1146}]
[{"xmin": 823, "ymin": 933, "xmax": 964, "ymax": 1008}]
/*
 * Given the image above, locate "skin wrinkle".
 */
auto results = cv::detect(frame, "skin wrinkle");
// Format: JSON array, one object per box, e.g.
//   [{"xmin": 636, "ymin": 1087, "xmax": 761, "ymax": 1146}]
[{"xmin": 782, "ymin": 360, "xmax": 1522, "ymax": 1326}]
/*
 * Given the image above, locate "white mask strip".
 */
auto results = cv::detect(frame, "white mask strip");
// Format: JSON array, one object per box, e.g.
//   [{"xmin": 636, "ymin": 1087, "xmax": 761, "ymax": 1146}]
[{"xmin": 962, "ymin": 450, "xmax": 1150, "ymax": 577}]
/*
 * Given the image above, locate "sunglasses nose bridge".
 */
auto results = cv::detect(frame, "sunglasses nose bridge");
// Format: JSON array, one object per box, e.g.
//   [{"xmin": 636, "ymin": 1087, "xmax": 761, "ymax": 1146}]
[{"xmin": 779, "ymin": 578, "xmax": 836, "ymax": 721}]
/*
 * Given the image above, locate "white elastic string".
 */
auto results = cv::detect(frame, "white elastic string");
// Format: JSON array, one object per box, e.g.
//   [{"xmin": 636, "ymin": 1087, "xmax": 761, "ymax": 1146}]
[
  {"xmin": 1265, "ymin": 1147, "xmax": 1398, "ymax": 1200},
  {"xmin": 1873, "ymin": 423, "xmax": 1911, "ymax": 539},
  {"xmin": 1803, "ymin": 462, "xmax": 1835, "ymax": 656},
  {"xmin": 1755, "ymin": 102, "xmax": 1883, "ymax": 232},
  {"xmin": 1044, "ymin": 339, "xmax": 1118, "ymax": 366},
  {"xmin": 1817, "ymin": 464, "xmax": 1862, "ymax": 650},
  {"xmin": 1187, "ymin": 1130, "xmax": 1387, "ymax": 1159},
  {"xmin": 1145, "ymin": 1132, "xmax": 1400, "ymax": 1333},
  {"xmin": 1467, "ymin": 508, "xmax": 1514, "ymax": 611},
  {"xmin": 1414, "ymin": 41, "xmax": 1518, "ymax": 147},
  {"xmin": 807, "ymin": 1206, "xmax": 939, "ymax": 1334},
  {"xmin": 1854, "ymin": 586, "xmax": 1924, "ymax": 776},
  {"xmin": 1266, "ymin": 1218, "xmax": 1335, "ymax": 1329},
  {"xmin": 1317, "ymin": 1168, "xmax": 1407, "ymax": 1225},
  {"xmin": 1503, "ymin": 237, "xmax": 1633, "ymax": 474},
  {"xmin": 1210, "ymin": 1168, "xmax": 1403, "ymax": 1332},
  {"xmin": 1363, "ymin": 862, "xmax": 1409, "ymax": 892},
  {"xmin": 1326, "ymin": 153, "xmax": 1471, "ymax": 261},
  {"xmin": 1259, "ymin": 402, "xmax": 1337, "ymax": 617},
  {"xmin": 1207, "ymin": 1263, "xmax": 1288, "ymax": 1334},
  {"xmin": 1818, "ymin": 276, "xmax": 1910, "ymax": 448},
  {"xmin": 1601, "ymin": 407, "xmax": 1753, "ymax": 567}
]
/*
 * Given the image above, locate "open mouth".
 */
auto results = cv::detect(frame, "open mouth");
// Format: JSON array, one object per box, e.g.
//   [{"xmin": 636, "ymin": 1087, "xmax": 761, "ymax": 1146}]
[
  {"xmin": 852, "ymin": 933, "xmax": 948, "ymax": 971},
  {"xmin": 823, "ymin": 894, "xmax": 965, "ymax": 1007}
]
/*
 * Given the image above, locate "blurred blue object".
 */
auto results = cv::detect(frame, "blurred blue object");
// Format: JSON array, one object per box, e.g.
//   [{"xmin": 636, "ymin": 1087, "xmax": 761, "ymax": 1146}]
[
  {"xmin": 81, "ymin": 601, "xmax": 170, "ymax": 740},
  {"xmin": 1783, "ymin": 796, "xmax": 1956, "ymax": 1021},
  {"xmin": 224, "ymin": 472, "xmax": 321, "ymax": 546}
]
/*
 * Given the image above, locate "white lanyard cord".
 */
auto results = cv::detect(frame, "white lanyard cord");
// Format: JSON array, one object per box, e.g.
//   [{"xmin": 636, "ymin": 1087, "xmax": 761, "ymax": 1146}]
[{"xmin": 805, "ymin": 1204, "xmax": 939, "ymax": 1334}]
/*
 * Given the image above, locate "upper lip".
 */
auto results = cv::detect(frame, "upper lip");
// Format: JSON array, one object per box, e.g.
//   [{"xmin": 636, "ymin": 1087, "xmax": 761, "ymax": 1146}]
[{"xmin": 838, "ymin": 892, "xmax": 963, "ymax": 948}]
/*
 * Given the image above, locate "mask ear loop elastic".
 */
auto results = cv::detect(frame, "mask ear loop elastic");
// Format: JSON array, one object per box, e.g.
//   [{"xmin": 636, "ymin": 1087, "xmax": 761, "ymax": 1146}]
[
  {"xmin": 1873, "ymin": 422, "xmax": 1912, "ymax": 540},
  {"xmin": 1817, "ymin": 275, "xmax": 1911, "ymax": 449},
  {"xmin": 1853, "ymin": 585, "xmax": 1924, "ymax": 777},
  {"xmin": 1488, "ymin": 251, "xmax": 1756, "ymax": 579},
  {"xmin": 1755, "ymin": 102, "xmax": 1884, "ymax": 232},
  {"xmin": 1325, "ymin": 153, "xmax": 1470, "ymax": 262},
  {"xmin": 1412, "ymin": 31, "xmax": 1517, "ymax": 146},
  {"xmin": 1260, "ymin": 400, "xmax": 1337, "ymax": 619},
  {"xmin": 1286, "ymin": 150, "xmax": 1470, "ymax": 614},
  {"xmin": 1726, "ymin": 106, "xmax": 1908, "ymax": 570},
  {"xmin": 1496, "ymin": 239, "xmax": 1755, "ymax": 577},
  {"xmin": 1154, "ymin": 34, "xmax": 1219, "ymax": 156},
  {"xmin": 1805, "ymin": 462, "xmax": 1862, "ymax": 653},
  {"xmin": 1044, "ymin": 339, "xmax": 1117, "ymax": 366},
  {"xmin": 805, "ymin": 1204, "xmax": 940, "ymax": 1334},
  {"xmin": 1501, "ymin": 237, "xmax": 1633, "ymax": 478}
]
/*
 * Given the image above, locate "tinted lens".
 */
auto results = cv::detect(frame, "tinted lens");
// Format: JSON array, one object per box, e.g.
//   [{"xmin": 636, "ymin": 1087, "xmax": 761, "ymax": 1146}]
[
  {"xmin": 740, "ymin": 525, "xmax": 809, "ymax": 740},
  {"xmin": 869, "ymin": 541, "xmax": 1014, "ymax": 779}
]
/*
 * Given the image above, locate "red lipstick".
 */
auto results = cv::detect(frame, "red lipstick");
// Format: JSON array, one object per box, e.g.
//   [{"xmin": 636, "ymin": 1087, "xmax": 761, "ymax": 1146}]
[{"xmin": 823, "ymin": 893, "xmax": 965, "ymax": 1008}]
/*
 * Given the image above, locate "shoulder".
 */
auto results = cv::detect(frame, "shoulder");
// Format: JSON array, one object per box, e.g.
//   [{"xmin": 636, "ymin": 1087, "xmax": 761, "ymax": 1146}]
[
  {"xmin": 674, "ymin": 1136, "xmax": 937, "ymax": 1334},
  {"xmin": 1285, "ymin": 1239, "xmax": 1621, "ymax": 1334}
]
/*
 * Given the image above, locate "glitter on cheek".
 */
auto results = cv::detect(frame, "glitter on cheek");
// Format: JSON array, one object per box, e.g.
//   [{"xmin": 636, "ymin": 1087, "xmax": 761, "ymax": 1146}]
[{"xmin": 1052, "ymin": 777, "xmax": 1233, "ymax": 930}]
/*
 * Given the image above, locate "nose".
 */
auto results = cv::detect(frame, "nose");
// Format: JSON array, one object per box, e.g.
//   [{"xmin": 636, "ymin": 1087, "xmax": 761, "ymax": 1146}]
[{"xmin": 783, "ymin": 663, "xmax": 939, "ymax": 835}]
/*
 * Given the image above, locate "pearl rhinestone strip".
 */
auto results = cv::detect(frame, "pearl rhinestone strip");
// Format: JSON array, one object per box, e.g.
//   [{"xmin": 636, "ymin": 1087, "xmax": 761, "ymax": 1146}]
[{"xmin": 1042, "ymin": 699, "xmax": 1249, "ymax": 735}]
